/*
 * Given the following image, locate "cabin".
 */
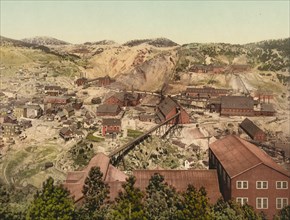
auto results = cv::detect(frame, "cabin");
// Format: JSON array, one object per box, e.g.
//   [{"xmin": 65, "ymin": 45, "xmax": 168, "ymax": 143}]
[
  {"xmin": 239, "ymin": 118, "xmax": 266, "ymax": 142},
  {"xmin": 63, "ymin": 106, "xmax": 75, "ymax": 118},
  {"xmin": 59, "ymin": 127, "xmax": 74, "ymax": 141},
  {"xmin": 209, "ymin": 135, "xmax": 290, "ymax": 218}
]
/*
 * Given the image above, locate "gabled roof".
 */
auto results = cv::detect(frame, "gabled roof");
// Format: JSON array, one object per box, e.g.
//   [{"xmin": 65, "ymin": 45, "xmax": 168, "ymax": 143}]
[
  {"xmin": 158, "ymin": 97, "xmax": 179, "ymax": 116},
  {"xmin": 102, "ymin": 118, "xmax": 121, "ymax": 126},
  {"xmin": 221, "ymin": 96, "xmax": 254, "ymax": 109},
  {"xmin": 133, "ymin": 169, "xmax": 221, "ymax": 203},
  {"xmin": 209, "ymin": 135, "xmax": 289, "ymax": 178},
  {"xmin": 239, "ymin": 118, "xmax": 264, "ymax": 138},
  {"xmin": 63, "ymin": 153, "xmax": 127, "ymax": 202},
  {"xmin": 97, "ymin": 104, "xmax": 120, "ymax": 114}
]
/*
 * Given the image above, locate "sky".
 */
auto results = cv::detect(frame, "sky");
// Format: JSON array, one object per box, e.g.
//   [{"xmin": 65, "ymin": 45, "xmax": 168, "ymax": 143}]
[{"xmin": 0, "ymin": 0, "xmax": 289, "ymax": 44}]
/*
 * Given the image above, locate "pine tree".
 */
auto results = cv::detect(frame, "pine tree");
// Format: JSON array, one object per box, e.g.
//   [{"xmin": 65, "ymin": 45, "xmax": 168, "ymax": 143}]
[
  {"xmin": 108, "ymin": 176, "xmax": 145, "ymax": 220},
  {"xmin": 144, "ymin": 173, "xmax": 180, "ymax": 220},
  {"xmin": 80, "ymin": 166, "xmax": 110, "ymax": 220},
  {"xmin": 26, "ymin": 177, "xmax": 75, "ymax": 220},
  {"xmin": 0, "ymin": 182, "xmax": 13, "ymax": 220},
  {"xmin": 211, "ymin": 198, "xmax": 262, "ymax": 220},
  {"xmin": 278, "ymin": 205, "xmax": 290, "ymax": 220},
  {"xmin": 179, "ymin": 185, "xmax": 211, "ymax": 220}
]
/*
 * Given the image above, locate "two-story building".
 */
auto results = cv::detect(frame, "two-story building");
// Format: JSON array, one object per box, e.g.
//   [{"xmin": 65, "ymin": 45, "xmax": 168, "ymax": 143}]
[
  {"xmin": 102, "ymin": 118, "xmax": 121, "ymax": 136},
  {"xmin": 209, "ymin": 135, "xmax": 289, "ymax": 218}
]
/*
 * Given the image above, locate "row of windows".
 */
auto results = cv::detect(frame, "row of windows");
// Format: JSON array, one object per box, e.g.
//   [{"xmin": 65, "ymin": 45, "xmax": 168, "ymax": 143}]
[
  {"xmin": 236, "ymin": 197, "xmax": 288, "ymax": 209},
  {"xmin": 236, "ymin": 181, "xmax": 288, "ymax": 189}
]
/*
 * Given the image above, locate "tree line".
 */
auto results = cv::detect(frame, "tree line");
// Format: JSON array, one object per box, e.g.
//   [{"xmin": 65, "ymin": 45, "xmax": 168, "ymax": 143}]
[{"xmin": 1, "ymin": 166, "xmax": 289, "ymax": 220}]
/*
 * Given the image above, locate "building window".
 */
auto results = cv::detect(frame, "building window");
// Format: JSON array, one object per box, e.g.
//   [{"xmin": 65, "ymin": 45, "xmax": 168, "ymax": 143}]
[
  {"xmin": 236, "ymin": 181, "xmax": 248, "ymax": 189},
  {"xmin": 276, "ymin": 181, "xmax": 288, "ymax": 189},
  {"xmin": 276, "ymin": 198, "xmax": 288, "ymax": 209},
  {"xmin": 256, "ymin": 198, "xmax": 268, "ymax": 209},
  {"xmin": 236, "ymin": 197, "xmax": 248, "ymax": 206},
  {"xmin": 256, "ymin": 181, "xmax": 268, "ymax": 189}
]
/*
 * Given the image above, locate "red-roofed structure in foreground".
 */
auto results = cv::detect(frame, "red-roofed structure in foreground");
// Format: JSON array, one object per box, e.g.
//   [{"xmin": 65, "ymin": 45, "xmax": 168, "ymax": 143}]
[
  {"xmin": 63, "ymin": 153, "xmax": 127, "ymax": 203},
  {"xmin": 209, "ymin": 135, "xmax": 290, "ymax": 218},
  {"xmin": 64, "ymin": 153, "xmax": 221, "ymax": 204}
]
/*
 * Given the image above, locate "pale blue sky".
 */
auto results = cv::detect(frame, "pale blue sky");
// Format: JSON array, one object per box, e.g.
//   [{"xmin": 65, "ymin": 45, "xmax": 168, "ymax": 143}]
[{"xmin": 0, "ymin": 0, "xmax": 289, "ymax": 44}]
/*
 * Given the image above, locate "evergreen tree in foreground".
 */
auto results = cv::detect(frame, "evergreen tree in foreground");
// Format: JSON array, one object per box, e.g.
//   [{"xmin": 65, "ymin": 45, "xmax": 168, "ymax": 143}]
[
  {"xmin": 144, "ymin": 173, "xmax": 181, "ymax": 220},
  {"xmin": 178, "ymin": 185, "xmax": 211, "ymax": 220},
  {"xmin": 79, "ymin": 166, "xmax": 110, "ymax": 220},
  {"xmin": 211, "ymin": 198, "xmax": 262, "ymax": 220},
  {"xmin": 108, "ymin": 176, "xmax": 145, "ymax": 220},
  {"xmin": 277, "ymin": 205, "xmax": 290, "ymax": 220},
  {"xmin": 26, "ymin": 177, "xmax": 75, "ymax": 220}
]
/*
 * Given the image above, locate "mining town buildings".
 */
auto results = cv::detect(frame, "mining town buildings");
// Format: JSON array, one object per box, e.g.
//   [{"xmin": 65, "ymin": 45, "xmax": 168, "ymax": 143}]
[
  {"xmin": 156, "ymin": 97, "xmax": 190, "ymax": 124},
  {"xmin": 189, "ymin": 64, "xmax": 209, "ymax": 73},
  {"xmin": 104, "ymin": 92, "xmax": 141, "ymax": 107},
  {"xmin": 75, "ymin": 77, "xmax": 87, "ymax": 87},
  {"xmin": 64, "ymin": 153, "xmax": 221, "ymax": 204},
  {"xmin": 220, "ymin": 96, "xmax": 255, "ymax": 116},
  {"xmin": 26, "ymin": 104, "xmax": 43, "ymax": 118},
  {"xmin": 44, "ymin": 85, "xmax": 67, "ymax": 96},
  {"xmin": 209, "ymin": 135, "xmax": 290, "ymax": 218},
  {"xmin": 2, "ymin": 123, "xmax": 19, "ymax": 137},
  {"xmin": 102, "ymin": 118, "xmax": 121, "ymax": 136},
  {"xmin": 184, "ymin": 86, "xmax": 230, "ymax": 99},
  {"xmin": 97, "ymin": 75, "xmax": 115, "ymax": 86},
  {"xmin": 258, "ymin": 103, "xmax": 275, "ymax": 116},
  {"xmin": 14, "ymin": 104, "xmax": 43, "ymax": 119},
  {"xmin": 44, "ymin": 96, "xmax": 71, "ymax": 106},
  {"xmin": 97, "ymin": 104, "xmax": 121, "ymax": 117},
  {"xmin": 59, "ymin": 127, "xmax": 74, "ymax": 141},
  {"xmin": 239, "ymin": 118, "xmax": 267, "ymax": 142},
  {"xmin": 63, "ymin": 106, "xmax": 75, "ymax": 118}
]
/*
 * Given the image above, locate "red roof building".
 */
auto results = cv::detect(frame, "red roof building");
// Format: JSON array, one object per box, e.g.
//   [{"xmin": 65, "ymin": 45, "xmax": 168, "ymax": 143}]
[
  {"xmin": 102, "ymin": 118, "xmax": 121, "ymax": 136},
  {"xmin": 104, "ymin": 92, "xmax": 141, "ymax": 107},
  {"xmin": 133, "ymin": 169, "xmax": 221, "ymax": 204},
  {"xmin": 63, "ymin": 153, "xmax": 127, "ymax": 203},
  {"xmin": 239, "ymin": 118, "xmax": 267, "ymax": 142},
  {"xmin": 220, "ymin": 96, "xmax": 254, "ymax": 116},
  {"xmin": 64, "ymin": 153, "xmax": 221, "ymax": 204},
  {"xmin": 156, "ymin": 97, "xmax": 190, "ymax": 124},
  {"xmin": 185, "ymin": 86, "xmax": 230, "ymax": 99},
  {"xmin": 97, "ymin": 104, "xmax": 121, "ymax": 117},
  {"xmin": 44, "ymin": 96, "xmax": 71, "ymax": 105},
  {"xmin": 209, "ymin": 135, "xmax": 290, "ymax": 218}
]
